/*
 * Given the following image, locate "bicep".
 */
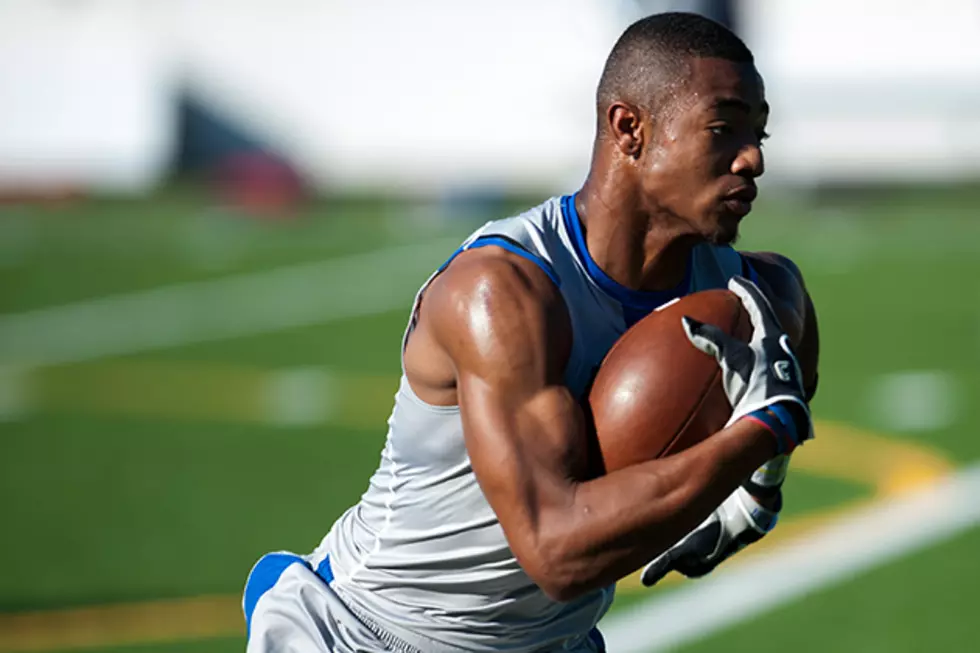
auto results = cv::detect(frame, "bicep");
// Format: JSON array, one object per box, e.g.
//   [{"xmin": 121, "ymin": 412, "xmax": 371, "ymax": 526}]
[
  {"xmin": 425, "ymin": 251, "xmax": 590, "ymax": 554},
  {"xmin": 458, "ymin": 380, "xmax": 589, "ymax": 535}
]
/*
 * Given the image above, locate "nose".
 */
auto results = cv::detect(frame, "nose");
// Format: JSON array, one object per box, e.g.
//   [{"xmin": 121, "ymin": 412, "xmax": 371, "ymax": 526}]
[{"xmin": 731, "ymin": 142, "xmax": 765, "ymax": 179}]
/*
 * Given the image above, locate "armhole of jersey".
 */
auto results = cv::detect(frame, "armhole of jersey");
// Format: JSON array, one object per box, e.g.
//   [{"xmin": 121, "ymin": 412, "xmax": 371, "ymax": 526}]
[{"xmin": 740, "ymin": 254, "xmax": 760, "ymax": 286}]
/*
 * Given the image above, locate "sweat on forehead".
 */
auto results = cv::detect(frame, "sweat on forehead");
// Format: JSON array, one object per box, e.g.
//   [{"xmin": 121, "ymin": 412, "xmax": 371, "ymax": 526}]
[{"xmin": 596, "ymin": 12, "xmax": 754, "ymax": 114}]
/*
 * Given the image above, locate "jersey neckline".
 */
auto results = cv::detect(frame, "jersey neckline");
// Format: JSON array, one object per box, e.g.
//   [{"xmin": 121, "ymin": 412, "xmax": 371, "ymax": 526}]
[{"xmin": 559, "ymin": 194, "xmax": 692, "ymax": 313}]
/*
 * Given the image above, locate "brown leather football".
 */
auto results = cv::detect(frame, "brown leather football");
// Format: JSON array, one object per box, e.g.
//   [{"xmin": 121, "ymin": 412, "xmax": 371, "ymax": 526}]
[{"xmin": 588, "ymin": 289, "xmax": 753, "ymax": 473}]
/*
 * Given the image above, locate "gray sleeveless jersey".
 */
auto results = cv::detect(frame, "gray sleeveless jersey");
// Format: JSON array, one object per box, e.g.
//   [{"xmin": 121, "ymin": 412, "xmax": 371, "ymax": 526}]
[{"xmin": 311, "ymin": 195, "xmax": 748, "ymax": 652}]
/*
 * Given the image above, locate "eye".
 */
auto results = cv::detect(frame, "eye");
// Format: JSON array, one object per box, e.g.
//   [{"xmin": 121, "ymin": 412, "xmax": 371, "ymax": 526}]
[{"xmin": 709, "ymin": 124, "xmax": 731, "ymax": 136}]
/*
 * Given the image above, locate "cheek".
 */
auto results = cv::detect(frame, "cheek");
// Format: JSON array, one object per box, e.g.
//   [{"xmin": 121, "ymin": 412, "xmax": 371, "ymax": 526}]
[
  {"xmin": 644, "ymin": 139, "xmax": 699, "ymax": 185},
  {"xmin": 684, "ymin": 136, "xmax": 731, "ymax": 182},
  {"xmin": 642, "ymin": 139, "xmax": 673, "ymax": 176},
  {"xmin": 706, "ymin": 141, "xmax": 738, "ymax": 176},
  {"xmin": 639, "ymin": 137, "xmax": 725, "ymax": 209}
]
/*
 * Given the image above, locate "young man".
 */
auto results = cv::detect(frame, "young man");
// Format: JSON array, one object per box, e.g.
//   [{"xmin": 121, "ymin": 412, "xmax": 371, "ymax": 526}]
[{"xmin": 244, "ymin": 12, "xmax": 819, "ymax": 653}]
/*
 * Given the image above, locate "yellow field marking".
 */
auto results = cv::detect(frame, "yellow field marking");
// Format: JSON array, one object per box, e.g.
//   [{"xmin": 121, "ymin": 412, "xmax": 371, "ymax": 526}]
[
  {"xmin": 28, "ymin": 361, "xmax": 396, "ymax": 431},
  {"xmin": 0, "ymin": 595, "xmax": 242, "ymax": 652},
  {"xmin": 37, "ymin": 361, "xmax": 274, "ymax": 424},
  {"xmin": 790, "ymin": 420, "xmax": 953, "ymax": 496},
  {"xmin": 0, "ymin": 360, "xmax": 958, "ymax": 651}
]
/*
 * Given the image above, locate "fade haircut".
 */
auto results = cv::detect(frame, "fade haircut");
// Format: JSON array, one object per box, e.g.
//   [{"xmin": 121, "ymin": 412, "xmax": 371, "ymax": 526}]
[{"xmin": 596, "ymin": 13, "xmax": 753, "ymax": 123}]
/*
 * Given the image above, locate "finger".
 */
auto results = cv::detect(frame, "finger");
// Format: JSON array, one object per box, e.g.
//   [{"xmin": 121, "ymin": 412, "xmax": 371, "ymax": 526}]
[
  {"xmin": 682, "ymin": 316, "xmax": 738, "ymax": 360},
  {"xmin": 668, "ymin": 523, "xmax": 725, "ymax": 578},
  {"xmin": 728, "ymin": 276, "xmax": 782, "ymax": 341},
  {"xmin": 641, "ymin": 552, "xmax": 675, "ymax": 586}
]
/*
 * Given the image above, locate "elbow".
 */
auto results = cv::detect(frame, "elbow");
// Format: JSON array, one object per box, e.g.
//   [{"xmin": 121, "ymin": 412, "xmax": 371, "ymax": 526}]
[
  {"xmin": 525, "ymin": 565, "xmax": 583, "ymax": 603},
  {"xmin": 533, "ymin": 569, "xmax": 581, "ymax": 603},
  {"xmin": 541, "ymin": 580, "xmax": 587, "ymax": 603},
  {"xmin": 517, "ymin": 540, "xmax": 592, "ymax": 603}
]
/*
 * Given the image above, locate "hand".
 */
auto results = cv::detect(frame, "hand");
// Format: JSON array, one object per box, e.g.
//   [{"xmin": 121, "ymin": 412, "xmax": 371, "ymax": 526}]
[
  {"xmin": 682, "ymin": 276, "xmax": 812, "ymax": 454},
  {"xmin": 640, "ymin": 485, "xmax": 779, "ymax": 586}
]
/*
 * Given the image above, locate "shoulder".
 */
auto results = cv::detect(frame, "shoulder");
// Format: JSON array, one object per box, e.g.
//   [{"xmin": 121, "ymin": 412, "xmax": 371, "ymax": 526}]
[
  {"xmin": 739, "ymin": 250, "xmax": 816, "ymax": 348},
  {"xmin": 741, "ymin": 251, "xmax": 807, "ymax": 290},
  {"xmin": 740, "ymin": 251, "xmax": 808, "ymax": 310},
  {"xmin": 423, "ymin": 246, "xmax": 572, "ymax": 376},
  {"xmin": 427, "ymin": 246, "xmax": 565, "ymax": 322}
]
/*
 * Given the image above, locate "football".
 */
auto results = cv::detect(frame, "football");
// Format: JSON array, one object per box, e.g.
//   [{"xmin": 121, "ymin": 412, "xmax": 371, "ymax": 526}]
[{"xmin": 588, "ymin": 289, "xmax": 753, "ymax": 473}]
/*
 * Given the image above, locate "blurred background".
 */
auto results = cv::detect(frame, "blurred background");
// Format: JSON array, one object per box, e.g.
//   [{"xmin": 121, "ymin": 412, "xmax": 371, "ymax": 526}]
[{"xmin": 1, "ymin": 1, "xmax": 980, "ymax": 651}]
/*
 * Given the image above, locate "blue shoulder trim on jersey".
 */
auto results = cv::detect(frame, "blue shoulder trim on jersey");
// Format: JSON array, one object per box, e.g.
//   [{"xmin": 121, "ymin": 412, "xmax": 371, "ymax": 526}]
[
  {"xmin": 436, "ymin": 245, "xmax": 466, "ymax": 274},
  {"xmin": 560, "ymin": 195, "xmax": 691, "ymax": 317},
  {"xmin": 740, "ymin": 253, "xmax": 760, "ymax": 285},
  {"xmin": 243, "ymin": 552, "xmax": 306, "ymax": 636},
  {"xmin": 466, "ymin": 235, "xmax": 561, "ymax": 287},
  {"xmin": 434, "ymin": 235, "xmax": 561, "ymax": 287}
]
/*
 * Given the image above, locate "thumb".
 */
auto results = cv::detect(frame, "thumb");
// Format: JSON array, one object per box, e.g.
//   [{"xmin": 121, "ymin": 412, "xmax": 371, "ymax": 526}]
[
  {"xmin": 728, "ymin": 275, "xmax": 782, "ymax": 342},
  {"xmin": 682, "ymin": 316, "xmax": 737, "ymax": 361}
]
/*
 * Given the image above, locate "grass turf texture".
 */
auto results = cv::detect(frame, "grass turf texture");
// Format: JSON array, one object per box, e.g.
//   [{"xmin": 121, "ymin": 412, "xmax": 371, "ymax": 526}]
[
  {"xmin": 1, "ymin": 187, "xmax": 977, "ymax": 652},
  {"xmin": 677, "ymin": 523, "xmax": 980, "ymax": 653},
  {"xmin": 61, "ymin": 638, "xmax": 244, "ymax": 653}
]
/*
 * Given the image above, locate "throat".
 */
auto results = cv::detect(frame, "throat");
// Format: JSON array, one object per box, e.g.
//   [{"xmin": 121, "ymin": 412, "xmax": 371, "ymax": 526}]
[
  {"xmin": 563, "ymin": 194, "xmax": 695, "ymax": 310},
  {"xmin": 634, "ymin": 231, "xmax": 700, "ymax": 292}
]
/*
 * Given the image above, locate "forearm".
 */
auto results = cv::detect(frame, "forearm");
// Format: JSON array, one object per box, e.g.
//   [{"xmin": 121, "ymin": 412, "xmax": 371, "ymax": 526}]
[{"xmin": 541, "ymin": 419, "xmax": 777, "ymax": 597}]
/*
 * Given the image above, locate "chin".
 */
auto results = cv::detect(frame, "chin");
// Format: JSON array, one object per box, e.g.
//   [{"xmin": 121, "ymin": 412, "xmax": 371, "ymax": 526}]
[{"xmin": 708, "ymin": 222, "xmax": 739, "ymax": 246}]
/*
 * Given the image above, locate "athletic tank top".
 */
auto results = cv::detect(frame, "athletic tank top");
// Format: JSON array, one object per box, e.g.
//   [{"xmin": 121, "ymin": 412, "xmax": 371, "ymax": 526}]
[{"xmin": 313, "ymin": 195, "xmax": 750, "ymax": 652}]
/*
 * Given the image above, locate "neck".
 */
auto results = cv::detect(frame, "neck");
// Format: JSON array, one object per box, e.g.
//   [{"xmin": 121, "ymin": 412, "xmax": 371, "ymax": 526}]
[{"xmin": 576, "ymin": 176, "xmax": 700, "ymax": 293}]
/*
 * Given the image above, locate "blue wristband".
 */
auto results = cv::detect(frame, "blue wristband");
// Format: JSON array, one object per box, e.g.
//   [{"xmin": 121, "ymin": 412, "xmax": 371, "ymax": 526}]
[{"xmin": 744, "ymin": 406, "xmax": 799, "ymax": 455}]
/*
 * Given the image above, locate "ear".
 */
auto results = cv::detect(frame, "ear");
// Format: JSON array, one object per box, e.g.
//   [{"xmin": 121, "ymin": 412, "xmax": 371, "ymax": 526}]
[{"xmin": 606, "ymin": 102, "xmax": 643, "ymax": 159}]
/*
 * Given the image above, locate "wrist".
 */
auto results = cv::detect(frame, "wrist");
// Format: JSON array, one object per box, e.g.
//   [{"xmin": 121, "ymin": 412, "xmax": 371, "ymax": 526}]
[
  {"xmin": 741, "ymin": 403, "xmax": 806, "ymax": 455},
  {"xmin": 724, "ymin": 417, "xmax": 785, "ymax": 467}
]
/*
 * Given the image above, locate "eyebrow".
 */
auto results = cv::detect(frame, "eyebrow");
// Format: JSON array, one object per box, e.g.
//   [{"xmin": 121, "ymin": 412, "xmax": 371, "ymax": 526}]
[{"xmin": 711, "ymin": 98, "xmax": 770, "ymax": 115}]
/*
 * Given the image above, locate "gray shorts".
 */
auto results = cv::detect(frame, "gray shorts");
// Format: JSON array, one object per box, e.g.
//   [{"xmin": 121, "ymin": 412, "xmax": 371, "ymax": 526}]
[
  {"xmin": 243, "ymin": 552, "xmax": 607, "ymax": 653},
  {"xmin": 244, "ymin": 552, "xmax": 393, "ymax": 653}
]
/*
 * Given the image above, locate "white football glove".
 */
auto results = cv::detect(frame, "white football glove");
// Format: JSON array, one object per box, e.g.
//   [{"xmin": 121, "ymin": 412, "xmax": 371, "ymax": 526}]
[
  {"xmin": 640, "ymin": 483, "xmax": 779, "ymax": 585},
  {"xmin": 641, "ymin": 276, "xmax": 811, "ymax": 586},
  {"xmin": 682, "ymin": 275, "xmax": 812, "ymax": 454}
]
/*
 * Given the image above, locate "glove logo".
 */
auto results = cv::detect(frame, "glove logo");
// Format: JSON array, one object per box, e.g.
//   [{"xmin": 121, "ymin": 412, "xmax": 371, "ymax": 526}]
[{"xmin": 773, "ymin": 360, "xmax": 793, "ymax": 383}]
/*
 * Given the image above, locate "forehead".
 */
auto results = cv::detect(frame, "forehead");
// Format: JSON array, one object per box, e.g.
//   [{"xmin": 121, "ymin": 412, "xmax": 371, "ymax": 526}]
[{"xmin": 682, "ymin": 57, "xmax": 766, "ymax": 113}]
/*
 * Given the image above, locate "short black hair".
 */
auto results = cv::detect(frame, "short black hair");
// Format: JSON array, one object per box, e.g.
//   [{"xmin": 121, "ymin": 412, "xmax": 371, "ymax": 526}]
[{"xmin": 596, "ymin": 12, "xmax": 754, "ymax": 118}]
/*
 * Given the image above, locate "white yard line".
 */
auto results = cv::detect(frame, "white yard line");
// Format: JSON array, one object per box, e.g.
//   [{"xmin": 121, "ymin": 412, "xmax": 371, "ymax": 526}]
[
  {"xmin": 0, "ymin": 238, "xmax": 459, "ymax": 366},
  {"xmin": 600, "ymin": 462, "xmax": 980, "ymax": 652}
]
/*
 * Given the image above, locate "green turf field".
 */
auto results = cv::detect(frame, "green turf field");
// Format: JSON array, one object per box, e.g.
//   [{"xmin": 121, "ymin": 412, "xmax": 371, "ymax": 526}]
[{"xmin": 1, "ymin": 186, "xmax": 977, "ymax": 652}]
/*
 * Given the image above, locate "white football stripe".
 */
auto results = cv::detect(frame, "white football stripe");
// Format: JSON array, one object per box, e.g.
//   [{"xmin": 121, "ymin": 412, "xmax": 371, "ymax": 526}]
[
  {"xmin": 600, "ymin": 462, "xmax": 980, "ymax": 652},
  {"xmin": 0, "ymin": 238, "xmax": 459, "ymax": 366}
]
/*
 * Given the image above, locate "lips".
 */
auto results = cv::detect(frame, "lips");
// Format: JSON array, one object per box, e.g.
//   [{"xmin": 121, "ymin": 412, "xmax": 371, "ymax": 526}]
[
  {"xmin": 725, "ymin": 185, "xmax": 758, "ymax": 203},
  {"xmin": 718, "ymin": 186, "xmax": 755, "ymax": 220},
  {"xmin": 721, "ymin": 185, "xmax": 757, "ymax": 218}
]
